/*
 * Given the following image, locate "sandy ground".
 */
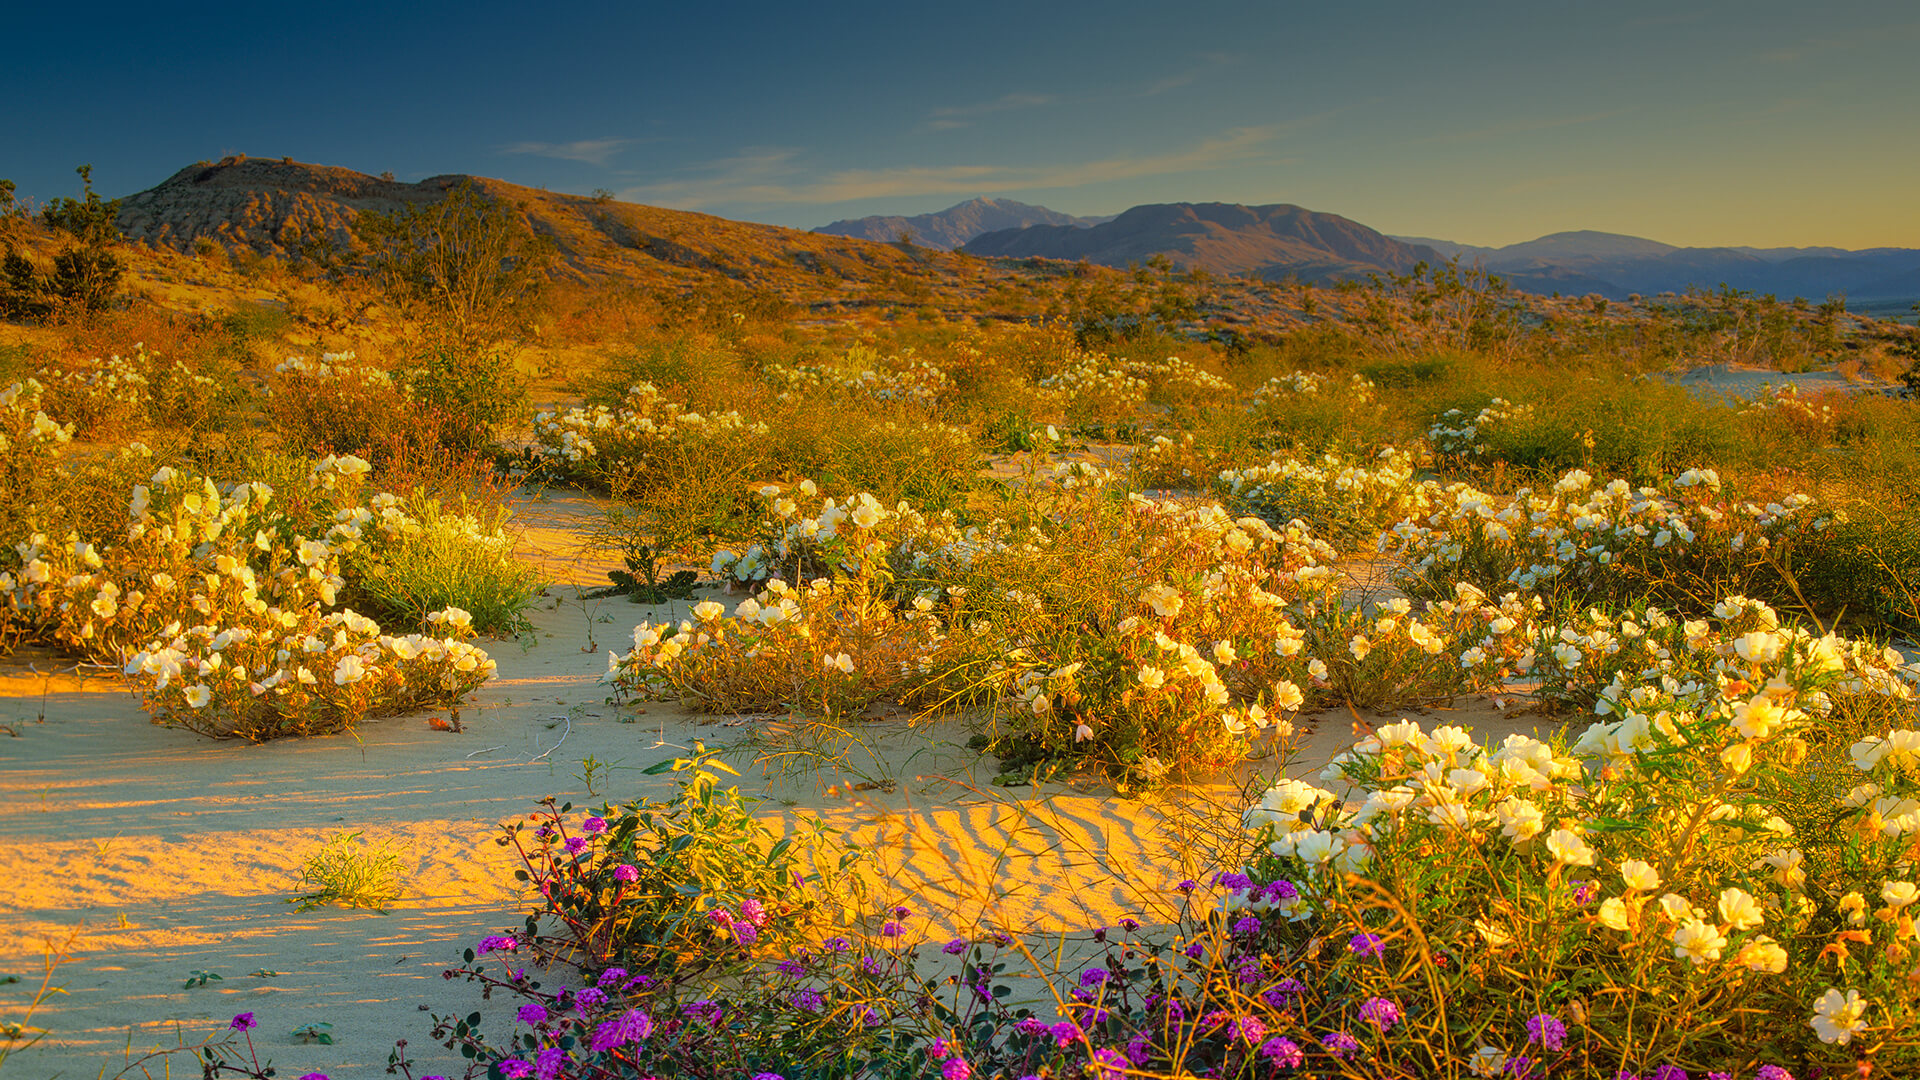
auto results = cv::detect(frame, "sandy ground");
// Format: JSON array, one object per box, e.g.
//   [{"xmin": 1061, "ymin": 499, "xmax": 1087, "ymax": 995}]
[
  {"xmin": 1666, "ymin": 361, "xmax": 1902, "ymax": 400},
  {"xmin": 0, "ymin": 504, "xmax": 1566, "ymax": 1079}
]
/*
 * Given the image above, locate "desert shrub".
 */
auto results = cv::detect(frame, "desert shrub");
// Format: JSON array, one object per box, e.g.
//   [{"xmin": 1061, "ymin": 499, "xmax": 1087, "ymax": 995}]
[
  {"xmin": 401, "ymin": 341, "xmax": 529, "ymax": 451},
  {"xmin": 219, "ymin": 301, "xmax": 293, "ymax": 347},
  {"xmin": 1298, "ymin": 586, "xmax": 1536, "ymax": 711},
  {"xmin": 610, "ymin": 490, "xmax": 961, "ymax": 718},
  {"xmin": 499, "ymin": 748, "xmax": 865, "ymax": 973},
  {"xmin": 763, "ymin": 404, "xmax": 981, "ymax": 512},
  {"xmin": 124, "ymin": 605, "xmax": 494, "ymax": 740},
  {"xmin": 529, "ymin": 382, "xmax": 767, "ymax": 492},
  {"xmin": 358, "ymin": 178, "xmax": 551, "ymax": 346},
  {"xmin": 1423, "ymin": 382, "xmax": 1749, "ymax": 484},
  {"xmin": 421, "ymin": 752, "xmax": 918, "ymax": 1079},
  {"xmin": 35, "ymin": 343, "xmax": 232, "ymax": 437},
  {"xmin": 1522, "ymin": 595, "xmax": 1916, "ymax": 720},
  {"xmin": 1037, "ymin": 350, "xmax": 1147, "ymax": 437},
  {"xmin": 0, "ymin": 379, "xmax": 72, "ymax": 649},
  {"xmin": 1386, "ymin": 466, "xmax": 1846, "ymax": 621},
  {"xmin": 267, "ymin": 352, "xmax": 416, "ymax": 458},
  {"xmin": 1250, "ymin": 607, "xmax": 1920, "ymax": 1075},
  {"xmin": 593, "ymin": 333, "xmax": 747, "ymax": 410},
  {"xmin": 1218, "ymin": 446, "xmax": 1434, "ymax": 551},
  {"xmin": 763, "ymin": 344, "xmax": 952, "ymax": 409},
  {"xmin": 339, "ymin": 495, "xmax": 543, "ymax": 637},
  {"xmin": 0, "ymin": 378, "xmax": 72, "ymax": 532},
  {"xmin": 939, "ymin": 465, "xmax": 1335, "ymax": 788},
  {"xmin": 4, "ymin": 452, "xmax": 535, "ymax": 669},
  {"xmin": 1245, "ymin": 369, "xmax": 1392, "ymax": 452}
]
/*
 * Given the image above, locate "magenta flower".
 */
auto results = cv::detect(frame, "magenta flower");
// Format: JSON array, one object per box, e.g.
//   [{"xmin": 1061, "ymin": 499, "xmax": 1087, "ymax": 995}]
[
  {"xmin": 517, "ymin": 1003, "xmax": 548, "ymax": 1025},
  {"xmin": 229, "ymin": 1012, "xmax": 257, "ymax": 1031},
  {"xmin": 1348, "ymin": 932, "xmax": 1385, "ymax": 957},
  {"xmin": 1322, "ymin": 1031, "xmax": 1360, "ymax": 1058},
  {"xmin": 943, "ymin": 938, "xmax": 969, "ymax": 955},
  {"xmin": 1050, "ymin": 1020, "xmax": 1080, "ymax": 1048},
  {"xmin": 497, "ymin": 1061, "xmax": 532, "ymax": 1079},
  {"xmin": 1527, "ymin": 1013, "xmax": 1567, "ymax": 1051},
  {"xmin": 880, "ymin": 920, "xmax": 904, "ymax": 937},
  {"xmin": 613, "ymin": 863, "xmax": 639, "ymax": 882},
  {"xmin": 477, "ymin": 935, "xmax": 518, "ymax": 954},
  {"xmin": 564, "ymin": 836, "xmax": 589, "ymax": 855},
  {"xmin": 942, "ymin": 1058, "xmax": 973, "ymax": 1080},
  {"xmin": 1259, "ymin": 1036, "xmax": 1304, "ymax": 1067},
  {"xmin": 297, "ymin": 1074, "xmax": 329, "ymax": 1080},
  {"xmin": 739, "ymin": 897, "xmax": 767, "ymax": 925},
  {"xmin": 581, "ymin": 816, "xmax": 608, "ymax": 834},
  {"xmin": 1756, "ymin": 1069, "xmax": 1794, "ymax": 1080},
  {"xmin": 1358, "ymin": 996, "xmax": 1402, "ymax": 1031}
]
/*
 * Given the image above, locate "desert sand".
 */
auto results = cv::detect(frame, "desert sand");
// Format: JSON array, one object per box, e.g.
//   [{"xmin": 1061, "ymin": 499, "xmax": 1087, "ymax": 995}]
[{"xmin": 0, "ymin": 497, "xmax": 1565, "ymax": 1079}]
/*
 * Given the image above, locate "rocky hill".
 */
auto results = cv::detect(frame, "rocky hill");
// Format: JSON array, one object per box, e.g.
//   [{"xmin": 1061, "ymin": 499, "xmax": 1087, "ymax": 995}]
[
  {"xmin": 813, "ymin": 197, "xmax": 1109, "ymax": 250},
  {"xmin": 112, "ymin": 156, "xmax": 930, "ymax": 290},
  {"xmin": 961, "ymin": 202, "xmax": 1442, "ymax": 282}
]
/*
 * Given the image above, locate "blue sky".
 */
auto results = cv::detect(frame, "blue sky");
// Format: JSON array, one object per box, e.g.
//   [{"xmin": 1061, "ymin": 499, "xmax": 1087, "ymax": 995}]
[{"xmin": 6, "ymin": 0, "xmax": 1918, "ymax": 247}]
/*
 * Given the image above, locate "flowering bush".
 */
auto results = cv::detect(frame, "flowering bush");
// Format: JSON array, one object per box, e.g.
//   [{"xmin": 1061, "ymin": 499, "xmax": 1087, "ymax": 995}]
[
  {"xmin": 528, "ymin": 381, "xmax": 768, "ymax": 489},
  {"xmin": 606, "ymin": 574, "xmax": 955, "ymax": 720},
  {"xmin": 940, "ymin": 466, "xmax": 1337, "ymax": 787},
  {"xmin": 0, "ymin": 378, "xmax": 72, "ymax": 547},
  {"xmin": 1036, "ymin": 351, "xmax": 1147, "ymax": 434},
  {"xmin": 1384, "ymin": 466, "xmax": 1842, "ymax": 617},
  {"xmin": 1427, "ymin": 395, "xmax": 1537, "ymax": 458},
  {"xmin": 123, "ymin": 605, "xmax": 494, "ymax": 740},
  {"xmin": 1219, "ymin": 446, "xmax": 1434, "ymax": 550},
  {"xmin": 1297, "ymin": 585, "xmax": 1535, "ymax": 711},
  {"xmin": 1237, "ymin": 607, "xmax": 1920, "ymax": 1075},
  {"xmin": 764, "ymin": 346, "xmax": 952, "ymax": 408},
  {"xmin": 35, "ymin": 342, "xmax": 228, "ymax": 437},
  {"xmin": 266, "ymin": 351, "xmax": 416, "ymax": 458},
  {"xmin": 4, "ymin": 454, "xmax": 530, "ymax": 662}
]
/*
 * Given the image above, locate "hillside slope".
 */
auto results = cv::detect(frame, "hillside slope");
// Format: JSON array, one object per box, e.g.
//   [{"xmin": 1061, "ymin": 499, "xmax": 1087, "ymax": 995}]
[{"xmin": 113, "ymin": 156, "xmax": 930, "ymax": 290}]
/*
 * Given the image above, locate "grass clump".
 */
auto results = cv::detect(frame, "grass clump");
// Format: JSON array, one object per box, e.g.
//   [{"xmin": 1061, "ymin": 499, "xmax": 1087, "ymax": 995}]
[{"xmin": 290, "ymin": 831, "xmax": 407, "ymax": 912}]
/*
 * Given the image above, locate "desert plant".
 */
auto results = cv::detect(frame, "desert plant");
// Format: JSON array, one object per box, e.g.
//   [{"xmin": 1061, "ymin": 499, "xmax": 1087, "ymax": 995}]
[
  {"xmin": 290, "ymin": 831, "xmax": 407, "ymax": 911},
  {"xmin": 359, "ymin": 178, "xmax": 551, "ymax": 347}
]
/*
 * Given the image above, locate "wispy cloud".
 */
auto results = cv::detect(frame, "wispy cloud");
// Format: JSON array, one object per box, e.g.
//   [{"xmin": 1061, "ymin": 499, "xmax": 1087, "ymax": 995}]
[
  {"xmin": 1416, "ymin": 109, "xmax": 1633, "ymax": 146},
  {"xmin": 619, "ymin": 127, "xmax": 1279, "ymax": 209},
  {"xmin": 499, "ymin": 138, "xmax": 631, "ymax": 165},
  {"xmin": 1139, "ymin": 52, "xmax": 1238, "ymax": 96},
  {"xmin": 924, "ymin": 92, "xmax": 1056, "ymax": 130}
]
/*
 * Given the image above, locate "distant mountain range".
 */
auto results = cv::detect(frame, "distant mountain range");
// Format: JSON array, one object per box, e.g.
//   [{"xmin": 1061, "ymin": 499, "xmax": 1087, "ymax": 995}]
[
  {"xmin": 961, "ymin": 202, "xmax": 1440, "ymax": 282},
  {"xmin": 812, "ymin": 197, "xmax": 1110, "ymax": 250},
  {"xmin": 1392, "ymin": 229, "xmax": 1920, "ymax": 303},
  {"xmin": 106, "ymin": 160, "xmax": 1920, "ymax": 309}
]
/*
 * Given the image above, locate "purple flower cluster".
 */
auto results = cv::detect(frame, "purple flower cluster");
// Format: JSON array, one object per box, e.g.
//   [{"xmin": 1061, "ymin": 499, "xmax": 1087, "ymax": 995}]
[
  {"xmin": 1348, "ymin": 932, "xmax": 1385, "ymax": 957},
  {"xmin": 1357, "ymin": 996, "xmax": 1402, "ymax": 1031},
  {"xmin": 1526, "ymin": 1013, "xmax": 1566, "ymax": 1052}
]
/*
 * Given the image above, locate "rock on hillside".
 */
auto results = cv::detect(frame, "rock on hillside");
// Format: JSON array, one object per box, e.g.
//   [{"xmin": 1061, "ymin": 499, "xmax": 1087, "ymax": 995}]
[
  {"xmin": 813, "ymin": 197, "xmax": 1109, "ymax": 250},
  {"xmin": 962, "ymin": 202, "xmax": 1441, "ymax": 282},
  {"xmin": 113, "ymin": 156, "xmax": 929, "ymax": 288}
]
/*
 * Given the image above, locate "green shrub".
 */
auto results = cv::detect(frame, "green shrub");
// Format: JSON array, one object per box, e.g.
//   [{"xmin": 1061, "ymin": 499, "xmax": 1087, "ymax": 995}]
[{"xmin": 342, "ymin": 496, "xmax": 543, "ymax": 637}]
